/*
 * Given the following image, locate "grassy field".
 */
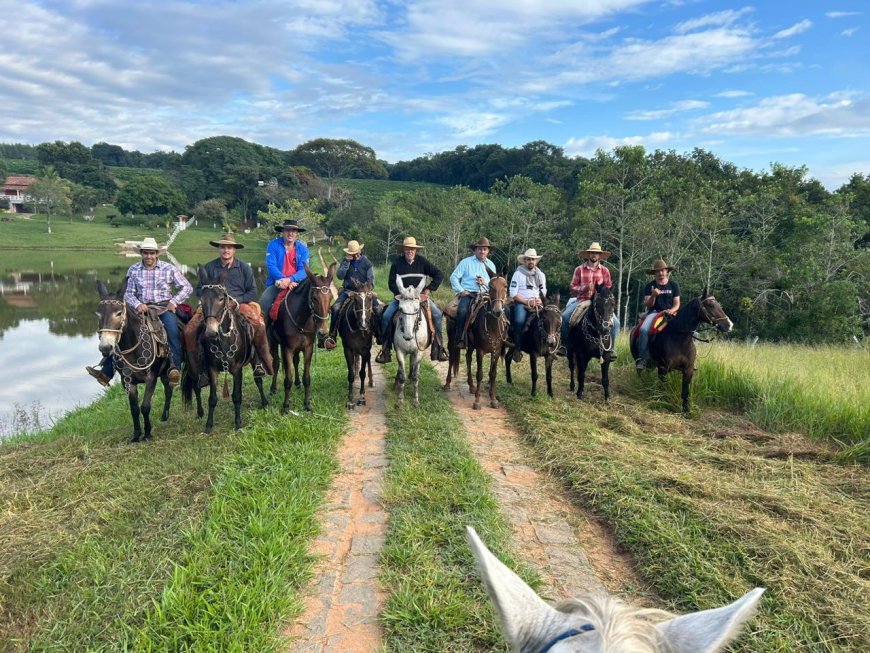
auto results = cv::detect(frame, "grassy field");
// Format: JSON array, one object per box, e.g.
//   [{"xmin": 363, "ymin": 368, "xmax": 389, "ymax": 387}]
[
  {"xmin": 0, "ymin": 354, "xmax": 350, "ymax": 652},
  {"xmin": 498, "ymin": 358, "xmax": 869, "ymax": 652},
  {"xmin": 333, "ymin": 178, "xmax": 445, "ymax": 206}
]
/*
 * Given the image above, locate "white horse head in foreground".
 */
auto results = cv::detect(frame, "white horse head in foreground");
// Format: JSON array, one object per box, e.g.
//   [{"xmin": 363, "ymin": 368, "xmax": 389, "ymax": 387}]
[
  {"xmin": 393, "ymin": 274, "xmax": 429, "ymax": 407},
  {"xmin": 467, "ymin": 526, "xmax": 764, "ymax": 653}
]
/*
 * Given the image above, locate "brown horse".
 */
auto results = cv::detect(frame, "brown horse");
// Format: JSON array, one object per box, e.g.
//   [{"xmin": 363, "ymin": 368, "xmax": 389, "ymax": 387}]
[
  {"xmin": 96, "ymin": 279, "xmax": 175, "ymax": 442},
  {"xmin": 270, "ymin": 263, "xmax": 336, "ymax": 413},
  {"xmin": 567, "ymin": 284, "xmax": 616, "ymax": 402},
  {"xmin": 181, "ymin": 265, "xmax": 268, "ymax": 432},
  {"xmin": 337, "ymin": 279, "xmax": 376, "ymax": 410},
  {"xmin": 629, "ymin": 289, "xmax": 733, "ymax": 412},
  {"xmin": 505, "ymin": 293, "xmax": 562, "ymax": 398},
  {"xmin": 444, "ymin": 269, "xmax": 509, "ymax": 410}
]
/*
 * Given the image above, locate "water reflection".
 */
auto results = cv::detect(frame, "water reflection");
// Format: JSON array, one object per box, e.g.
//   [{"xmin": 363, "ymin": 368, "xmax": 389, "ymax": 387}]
[{"xmin": 0, "ymin": 249, "xmax": 268, "ymax": 437}]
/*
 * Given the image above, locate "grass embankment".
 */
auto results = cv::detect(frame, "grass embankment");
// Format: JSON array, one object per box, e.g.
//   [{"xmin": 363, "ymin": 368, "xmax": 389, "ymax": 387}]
[
  {"xmin": 379, "ymin": 363, "xmax": 524, "ymax": 652},
  {"xmin": 499, "ymin": 355, "xmax": 869, "ymax": 652},
  {"xmin": 0, "ymin": 352, "xmax": 349, "ymax": 652}
]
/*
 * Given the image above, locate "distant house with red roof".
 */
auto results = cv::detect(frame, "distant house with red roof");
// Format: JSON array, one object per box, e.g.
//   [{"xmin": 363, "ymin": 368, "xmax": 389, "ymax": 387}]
[{"xmin": 1, "ymin": 175, "xmax": 36, "ymax": 212}]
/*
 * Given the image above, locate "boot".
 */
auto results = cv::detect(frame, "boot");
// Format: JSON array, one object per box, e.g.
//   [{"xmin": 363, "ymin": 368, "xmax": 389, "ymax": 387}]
[
  {"xmin": 252, "ymin": 325, "xmax": 274, "ymax": 376},
  {"xmin": 604, "ymin": 349, "xmax": 617, "ymax": 363},
  {"xmin": 85, "ymin": 365, "xmax": 110, "ymax": 387},
  {"xmin": 323, "ymin": 305, "xmax": 339, "ymax": 350},
  {"xmin": 430, "ymin": 331, "xmax": 448, "ymax": 362},
  {"xmin": 375, "ymin": 332, "xmax": 392, "ymax": 364}
]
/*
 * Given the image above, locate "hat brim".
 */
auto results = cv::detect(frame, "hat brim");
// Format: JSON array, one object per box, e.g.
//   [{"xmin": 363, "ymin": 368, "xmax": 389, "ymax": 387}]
[
  {"xmin": 469, "ymin": 243, "xmax": 494, "ymax": 250},
  {"xmin": 580, "ymin": 250, "xmax": 610, "ymax": 260},
  {"xmin": 210, "ymin": 240, "xmax": 244, "ymax": 249},
  {"xmin": 648, "ymin": 266, "xmax": 675, "ymax": 274},
  {"xmin": 274, "ymin": 225, "xmax": 307, "ymax": 233},
  {"xmin": 343, "ymin": 247, "xmax": 364, "ymax": 254},
  {"xmin": 398, "ymin": 243, "xmax": 424, "ymax": 250},
  {"xmin": 517, "ymin": 254, "xmax": 542, "ymax": 263}
]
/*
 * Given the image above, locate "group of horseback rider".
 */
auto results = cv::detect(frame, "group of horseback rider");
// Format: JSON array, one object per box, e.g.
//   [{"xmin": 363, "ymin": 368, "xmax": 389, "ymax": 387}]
[{"xmin": 87, "ymin": 220, "xmax": 680, "ymax": 386}]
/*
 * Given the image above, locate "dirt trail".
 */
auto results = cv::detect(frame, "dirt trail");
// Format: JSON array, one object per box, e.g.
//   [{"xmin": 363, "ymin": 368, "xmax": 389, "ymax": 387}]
[
  {"xmin": 286, "ymin": 363, "xmax": 388, "ymax": 653},
  {"xmin": 432, "ymin": 359, "xmax": 644, "ymax": 601}
]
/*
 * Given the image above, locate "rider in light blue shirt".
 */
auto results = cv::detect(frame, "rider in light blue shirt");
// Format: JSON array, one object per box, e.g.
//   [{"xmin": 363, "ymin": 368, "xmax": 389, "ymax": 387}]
[{"xmin": 450, "ymin": 237, "xmax": 497, "ymax": 347}]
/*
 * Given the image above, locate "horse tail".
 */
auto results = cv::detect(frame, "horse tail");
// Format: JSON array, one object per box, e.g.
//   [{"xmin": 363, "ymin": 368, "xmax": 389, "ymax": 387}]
[{"xmin": 181, "ymin": 363, "xmax": 194, "ymax": 407}]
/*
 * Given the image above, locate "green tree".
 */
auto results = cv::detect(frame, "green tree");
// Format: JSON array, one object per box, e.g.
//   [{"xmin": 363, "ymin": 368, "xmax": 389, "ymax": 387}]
[
  {"xmin": 116, "ymin": 176, "xmax": 186, "ymax": 217},
  {"xmin": 29, "ymin": 167, "xmax": 72, "ymax": 232},
  {"xmin": 69, "ymin": 183, "xmax": 101, "ymax": 219},
  {"xmin": 194, "ymin": 198, "xmax": 228, "ymax": 229},
  {"xmin": 256, "ymin": 198, "xmax": 324, "ymax": 239},
  {"xmin": 290, "ymin": 139, "xmax": 387, "ymax": 201}
]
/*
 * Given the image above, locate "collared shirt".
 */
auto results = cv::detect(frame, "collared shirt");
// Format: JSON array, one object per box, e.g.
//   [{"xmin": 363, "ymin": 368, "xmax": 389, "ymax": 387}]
[
  {"xmin": 509, "ymin": 267, "xmax": 547, "ymax": 302},
  {"xmin": 196, "ymin": 257, "xmax": 257, "ymax": 304},
  {"xmin": 570, "ymin": 262, "xmax": 612, "ymax": 301},
  {"xmin": 265, "ymin": 237, "xmax": 310, "ymax": 288},
  {"xmin": 450, "ymin": 255, "xmax": 497, "ymax": 293},
  {"xmin": 124, "ymin": 259, "xmax": 192, "ymax": 310},
  {"xmin": 337, "ymin": 255, "xmax": 375, "ymax": 290}
]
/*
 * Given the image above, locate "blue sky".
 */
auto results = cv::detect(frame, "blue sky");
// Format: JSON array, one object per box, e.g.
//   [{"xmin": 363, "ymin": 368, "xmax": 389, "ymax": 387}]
[{"xmin": 1, "ymin": 1, "xmax": 868, "ymax": 188}]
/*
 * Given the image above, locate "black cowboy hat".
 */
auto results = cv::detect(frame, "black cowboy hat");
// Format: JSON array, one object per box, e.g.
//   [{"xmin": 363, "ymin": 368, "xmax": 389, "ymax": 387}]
[{"xmin": 274, "ymin": 219, "xmax": 307, "ymax": 233}]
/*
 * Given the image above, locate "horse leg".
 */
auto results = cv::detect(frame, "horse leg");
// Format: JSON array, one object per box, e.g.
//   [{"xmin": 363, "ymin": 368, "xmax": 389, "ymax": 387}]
[
  {"xmin": 344, "ymin": 347, "xmax": 356, "ymax": 410},
  {"xmin": 232, "ymin": 370, "xmax": 243, "ymax": 430},
  {"xmin": 141, "ymin": 375, "xmax": 159, "ymax": 440},
  {"xmin": 568, "ymin": 346, "xmax": 576, "ymax": 392},
  {"xmin": 269, "ymin": 340, "xmax": 280, "ymax": 395},
  {"xmin": 601, "ymin": 360, "xmax": 611, "ymax": 401},
  {"xmin": 473, "ymin": 349, "xmax": 484, "ymax": 410},
  {"xmin": 294, "ymin": 350, "xmax": 302, "ymax": 389},
  {"xmin": 682, "ymin": 367, "xmax": 694, "ymax": 413},
  {"xmin": 529, "ymin": 352, "xmax": 538, "ymax": 397},
  {"xmin": 411, "ymin": 354, "xmax": 421, "ymax": 408},
  {"xmin": 576, "ymin": 353, "xmax": 591, "ymax": 400},
  {"xmin": 302, "ymin": 346, "xmax": 313, "ymax": 412},
  {"xmin": 282, "ymin": 345, "xmax": 294, "ymax": 414},
  {"xmin": 253, "ymin": 375, "xmax": 268, "ymax": 408},
  {"xmin": 128, "ymin": 386, "xmax": 142, "ymax": 443},
  {"xmin": 367, "ymin": 357, "xmax": 373, "ymax": 388},
  {"xmin": 205, "ymin": 373, "xmax": 219, "ymax": 433},
  {"xmin": 505, "ymin": 349, "xmax": 513, "ymax": 384},
  {"xmin": 444, "ymin": 343, "xmax": 455, "ymax": 391},
  {"xmin": 358, "ymin": 352, "xmax": 368, "ymax": 406},
  {"xmin": 466, "ymin": 347, "xmax": 476, "ymax": 395},
  {"xmin": 545, "ymin": 355, "xmax": 554, "ymax": 398},
  {"xmin": 161, "ymin": 374, "xmax": 173, "ymax": 421},
  {"xmin": 488, "ymin": 351, "xmax": 499, "ymax": 409},
  {"xmin": 394, "ymin": 350, "xmax": 406, "ymax": 406}
]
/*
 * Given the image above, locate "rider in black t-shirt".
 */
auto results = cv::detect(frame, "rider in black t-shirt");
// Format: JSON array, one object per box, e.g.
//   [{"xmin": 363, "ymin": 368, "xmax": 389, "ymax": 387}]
[{"xmin": 636, "ymin": 259, "xmax": 681, "ymax": 368}]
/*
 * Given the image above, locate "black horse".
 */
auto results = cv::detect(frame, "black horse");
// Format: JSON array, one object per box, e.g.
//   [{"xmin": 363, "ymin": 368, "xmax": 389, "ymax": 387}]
[
  {"xmin": 337, "ymin": 280, "xmax": 376, "ymax": 410},
  {"xmin": 567, "ymin": 284, "xmax": 616, "ymax": 401},
  {"xmin": 181, "ymin": 265, "xmax": 268, "ymax": 432},
  {"xmin": 95, "ymin": 279, "xmax": 175, "ymax": 442},
  {"xmin": 629, "ymin": 289, "xmax": 733, "ymax": 412},
  {"xmin": 505, "ymin": 293, "xmax": 562, "ymax": 397},
  {"xmin": 270, "ymin": 263, "xmax": 336, "ymax": 413}
]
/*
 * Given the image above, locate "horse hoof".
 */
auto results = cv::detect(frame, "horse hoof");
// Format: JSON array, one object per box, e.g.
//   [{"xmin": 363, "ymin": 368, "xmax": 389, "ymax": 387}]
[
  {"xmin": 443, "ymin": 383, "xmax": 451, "ymax": 391},
  {"xmin": 490, "ymin": 401, "xmax": 499, "ymax": 409},
  {"xmin": 346, "ymin": 402, "xmax": 355, "ymax": 410},
  {"xmin": 160, "ymin": 415, "xmax": 169, "ymax": 422},
  {"xmin": 413, "ymin": 400, "xmax": 420, "ymax": 408},
  {"xmin": 472, "ymin": 402, "xmax": 481, "ymax": 410},
  {"xmin": 357, "ymin": 399, "xmax": 366, "ymax": 406},
  {"xmin": 130, "ymin": 435, "xmax": 140, "ymax": 443}
]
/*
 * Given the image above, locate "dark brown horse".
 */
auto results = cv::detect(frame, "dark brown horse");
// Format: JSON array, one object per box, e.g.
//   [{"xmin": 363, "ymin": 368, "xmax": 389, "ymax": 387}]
[
  {"xmin": 337, "ymin": 279, "xmax": 376, "ymax": 410},
  {"xmin": 505, "ymin": 293, "xmax": 562, "ymax": 397},
  {"xmin": 270, "ymin": 263, "xmax": 336, "ymax": 413},
  {"xmin": 181, "ymin": 265, "xmax": 268, "ymax": 432},
  {"xmin": 96, "ymin": 279, "xmax": 175, "ymax": 442},
  {"xmin": 567, "ymin": 284, "xmax": 616, "ymax": 401},
  {"xmin": 444, "ymin": 270, "xmax": 509, "ymax": 410},
  {"xmin": 629, "ymin": 289, "xmax": 733, "ymax": 412}
]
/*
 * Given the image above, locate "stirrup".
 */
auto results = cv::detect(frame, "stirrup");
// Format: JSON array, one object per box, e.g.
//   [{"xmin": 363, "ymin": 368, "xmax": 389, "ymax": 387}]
[
  {"xmin": 324, "ymin": 337, "xmax": 336, "ymax": 351},
  {"xmin": 375, "ymin": 347, "xmax": 391, "ymax": 364},
  {"xmin": 253, "ymin": 363, "xmax": 267, "ymax": 377}
]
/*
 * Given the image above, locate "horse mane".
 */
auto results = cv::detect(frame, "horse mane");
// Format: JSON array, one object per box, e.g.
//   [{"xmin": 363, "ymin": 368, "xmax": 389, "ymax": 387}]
[{"xmin": 555, "ymin": 594, "xmax": 672, "ymax": 653}]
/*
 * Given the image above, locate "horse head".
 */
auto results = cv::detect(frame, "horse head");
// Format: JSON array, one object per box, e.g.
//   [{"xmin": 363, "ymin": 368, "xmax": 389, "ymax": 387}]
[
  {"xmin": 698, "ymin": 288, "xmax": 733, "ymax": 333},
  {"xmin": 96, "ymin": 277, "xmax": 129, "ymax": 355},
  {"xmin": 198, "ymin": 265, "xmax": 235, "ymax": 339},
  {"xmin": 347, "ymin": 279, "xmax": 374, "ymax": 332},
  {"xmin": 467, "ymin": 526, "xmax": 764, "ymax": 653},
  {"xmin": 396, "ymin": 274, "xmax": 425, "ymax": 343},
  {"xmin": 485, "ymin": 267, "xmax": 507, "ymax": 317},
  {"xmin": 305, "ymin": 261, "xmax": 336, "ymax": 338},
  {"xmin": 591, "ymin": 283, "xmax": 615, "ymax": 336},
  {"xmin": 539, "ymin": 291, "xmax": 562, "ymax": 353}
]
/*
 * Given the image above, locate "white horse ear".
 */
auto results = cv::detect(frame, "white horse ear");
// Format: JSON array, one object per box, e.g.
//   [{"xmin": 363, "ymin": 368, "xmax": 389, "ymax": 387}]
[
  {"xmin": 467, "ymin": 527, "xmax": 557, "ymax": 649},
  {"xmin": 656, "ymin": 588, "xmax": 764, "ymax": 653},
  {"xmin": 396, "ymin": 275, "xmax": 407, "ymax": 293},
  {"xmin": 415, "ymin": 277, "xmax": 427, "ymax": 296}
]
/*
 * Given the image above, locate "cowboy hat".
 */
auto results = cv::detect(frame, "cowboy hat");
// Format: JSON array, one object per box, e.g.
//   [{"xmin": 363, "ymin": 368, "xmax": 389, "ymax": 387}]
[
  {"xmin": 273, "ymin": 219, "xmax": 307, "ymax": 233},
  {"xmin": 398, "ymin": 236, "xmax": 425, "ymax": 250},
  {"xmin": 343, "ymin": 239, "xmax": 364, "ymax": 255},
  {"xmin": 579, "ymin": 242, "xmax": 610, "ymax": 260},
  {"xmin": 138, "ymin": 237, "xmax": 161, "ymax": 252},
  {"xmin": 517, "ymin": 248, "xmax": 542, "ymax": 263},
  {"xmin": 209, "ymin": 233, "xmax": 244, "ymax": 248},
  {"xmin": 647, "ymin": 259, "xmax": 676, "ymax": 274},
  {"xmin": 469, "ymin": 237, "xmax": 493, "ymax": 250}
]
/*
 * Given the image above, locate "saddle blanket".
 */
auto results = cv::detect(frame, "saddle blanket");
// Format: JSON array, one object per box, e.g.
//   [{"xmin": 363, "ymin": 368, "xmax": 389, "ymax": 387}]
[{"xmin": 630, "ymin": 314, "xmax": 668, "ymax": 340}]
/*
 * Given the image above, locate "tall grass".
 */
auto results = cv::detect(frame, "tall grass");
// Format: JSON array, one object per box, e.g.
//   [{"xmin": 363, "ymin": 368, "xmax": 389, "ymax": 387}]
[{"xmin": 691, "ymin": 341, "xmax": 870, "ymax": 461}]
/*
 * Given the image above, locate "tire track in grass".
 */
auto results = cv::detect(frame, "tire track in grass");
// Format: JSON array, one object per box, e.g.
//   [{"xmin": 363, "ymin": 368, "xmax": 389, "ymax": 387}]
[
  {"xmin": 431, "ymin": 358, "xmax": 644, "ymax": 602},
  {"xmin": 287, "ymin": 362, "xmax": 388, "ymax": 652}
]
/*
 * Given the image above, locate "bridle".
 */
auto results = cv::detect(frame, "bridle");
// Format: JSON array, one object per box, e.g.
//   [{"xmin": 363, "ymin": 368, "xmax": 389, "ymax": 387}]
[
  {"xmin": 96, "ymin": 298, "xmax": 158, "ymax": 378},
  {"xmin": 537, "ymin": 624, "xmax": 596, "ymax": 653},
  {"xmin": 582, "ymin": 291, "xmax": 614, "ymax": 352},
  {"xmin": 282, "ymin": 280, "xmax": 332, "ymax": 333},
  {"xmin": 398, "ymin": 293, "xmax": 425, "ymax": 345},
  {"xmin": 345, "ymin": 290, "xmax": 374, "ymax": 333},
  {"xmin": 531, "ymin": 303, "xmax": 562, "ymax": 355},
  {"xmin": 200, "ymin": 283, "xmax": 240, "ymax": 338}
]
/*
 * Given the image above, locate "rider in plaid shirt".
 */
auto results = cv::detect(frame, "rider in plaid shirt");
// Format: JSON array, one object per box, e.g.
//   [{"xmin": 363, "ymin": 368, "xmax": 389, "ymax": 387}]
[{"xmin": 560, "ymin": 242, "xmax": 619, "ymax": 360}]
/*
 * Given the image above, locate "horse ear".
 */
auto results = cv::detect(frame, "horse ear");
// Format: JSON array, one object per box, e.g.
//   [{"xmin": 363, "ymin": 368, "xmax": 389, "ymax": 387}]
[
  {"xmin": 97, "ymin": 280, "xmax": 109, "ymax": 299},
  {"xmin": 702, "ymin": 285, "xmax": 709, "ymax": 298},
  {"xmin": 656, "ymin": 588, "xmax": 765, "ymax": 653},
  {"xmin": 304, "ymin": 262, "xmax": 315, "ymax": 282},
  {"xmin": 396, "ymin": 275, "xmax": 407, "ymax": 293},
  {"xmin": 486, "ymin": 267, "xmax": 498, "ymax": 280},
  {"xmin": 197, "ymin": 264, "xmax": 208, "ymax": 284},
  {"xmin": 466, "ymin": 527, "xmax": 561, "ymax": 651},
  {"xmin": 551, "ymin": 291, "xmax": 560, "ymax": 308},
  {"xmin": 415, "ymin": 277, "xmax": 427, "ymax": 295},
  {"xmin": 119, "ymin": 276, "xmax": 129, "ymax": 297},
  {"xmin": 326, "ymin": 261, "xmax": 337, "ymax": 279}
]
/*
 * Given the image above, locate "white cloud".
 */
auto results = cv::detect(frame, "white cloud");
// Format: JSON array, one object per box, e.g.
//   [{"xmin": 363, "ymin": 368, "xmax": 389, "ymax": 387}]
[
  {"xmin": 625, "ymin": 100, "xmax": 709, "ymax": 120},
  {"xmin": 772, "ymin": 19, "xmax": 812, "ymax": 39},
  {"xmin": 435, "ymin": 111, "xmax": 510, "ymax": 139},
  {"xmin": 841, "ymin": 27, "xmax": 859, "ymax": 37},
  {"xmin": 674, "ymin": 7, "xmax": 753, "ymax": 33},
  {"xmin": 825, "ymin": 11, "xmax": 861, "ymax": 18},
  {"xmin": 564, "ymin": 131, "xmax": 676, "ymax": 157},
  {"xmin": 715, "ymin": 90, "xmax": 753, "ymax": 98}
]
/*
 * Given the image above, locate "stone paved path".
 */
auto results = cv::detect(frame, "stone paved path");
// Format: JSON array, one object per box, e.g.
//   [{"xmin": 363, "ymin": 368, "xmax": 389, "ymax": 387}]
[{"xmin": 287, "ymin": 363, "xmax": 388, "ymax": 653}]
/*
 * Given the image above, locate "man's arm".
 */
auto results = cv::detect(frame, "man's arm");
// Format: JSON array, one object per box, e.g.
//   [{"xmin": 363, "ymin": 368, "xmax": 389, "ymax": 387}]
[
  {"xmin": 238, "ymin": 262, "xmax": 257, "ymax": 304},
  {"xmin": 264, "ymin": 240, "xmax": 285, "ymax": 282},
  {"xmin": 425, "ymin": 258, "xmax": 444, "ymax": 292},
  {"xmin": 449, "ymin": 261, "xmax": 465, "ymax": 293},
  {"xmin": 170, "ymin": 266, "xmax": 193, "ymax": 305},
  {"xmin": 388, "ymin": 261, "xmax": 400, "ymax": 296},
  {"xmin": 570, "ymin": 266, "xmax": 583, "ymax": 296},
  {"xmin": 336, "ymin": 258, "xmax": 351, "ymax": 280},
  {"xmin": 124, "ymin": 267, "xmax": 143, "ymax": 310}
]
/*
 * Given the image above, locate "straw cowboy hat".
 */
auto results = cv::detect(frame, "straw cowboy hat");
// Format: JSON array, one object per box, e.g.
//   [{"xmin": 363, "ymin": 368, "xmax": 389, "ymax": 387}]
[
  {"xmin": 579, "ymin": 242, "xmax": 610, "ymax": 260},
  {"xmin": 647, "ymin": 259, "xmax": 676, "ymax": 274},
  {"xmin": 517, "ymin": 248, "xmax": 543, "ymax": 264},
  {"xmin": 209, "ymin": 233, "xmax": 244, "ymax": 248},
  {"xmin": 273, "ymin": 218, "xmax": 307, "ymax": 233},
  {"xmin": 138, "ymin": 237, "xmax": 161, "ymax": 252},
  {"xmin": 469, "ymin": 237, "xmax": 494, "ymax": 250},
  {"xmin": 398, "ymin": 236, "xmax": 425, "ymax": 250},
  {"xmin": 343, "ymin": 239, "xmax": 364, "ymax": 255}
]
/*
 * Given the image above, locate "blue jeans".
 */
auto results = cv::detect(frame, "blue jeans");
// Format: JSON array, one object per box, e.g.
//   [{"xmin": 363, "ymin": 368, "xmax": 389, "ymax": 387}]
[
  {"xmin": 561, "ymin": 298, "xmax": 620, "ymax": 351},
  {"xmin": 637, "ymin": 312, "xmax": 659, "ymax": 361},
  {"xmin": 381, "ymin": 298, "xmax": 442, "ymax": 335},
  {"xmin": 512, "ymin": 303, "xmax": 529, "ymax": 349},
  {"xmin": 258, "ymin": 284, "xmax": 280, "ymax": 318},
  {"xmin": 455, "ymin": 295, "xmax": 474, "ymax": 341}
]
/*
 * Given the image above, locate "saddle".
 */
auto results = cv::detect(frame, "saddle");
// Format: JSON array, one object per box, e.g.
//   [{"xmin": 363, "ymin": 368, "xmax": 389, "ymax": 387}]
[
  {"xmin": 269, "ymin": 287, "xmax": 291, "ymax": 322},
  {"xmin": 145, "ymin": 306, "xmax": 171, "ymax": 359},
  {"xmin": 443, "ymin": 295, "xmax": 460, "ymax": 319},
  {"xmin": 568, "ymin": 302, "xmax": 590, "ymax": 329},
  {"xmin": 630, "ymin": 313, "xmax": 668, "ymax": 341}
]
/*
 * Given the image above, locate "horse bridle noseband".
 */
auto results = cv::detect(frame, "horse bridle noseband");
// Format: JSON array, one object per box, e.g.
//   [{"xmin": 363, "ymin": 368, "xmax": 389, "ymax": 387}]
[
  {"xmin": 201, "ymin": 283, "xmax": 241, "ymax": 337},
  {"xmin": 346, "ymin": 291, "xmax": 373, "ymax": 333},
  {"xmin": 532, "ymin": 304, "xmax": 562, "ymax": 355},
  {"xmin": 538, "ymin": 624, "xmax": 596, "ymax": 653}
]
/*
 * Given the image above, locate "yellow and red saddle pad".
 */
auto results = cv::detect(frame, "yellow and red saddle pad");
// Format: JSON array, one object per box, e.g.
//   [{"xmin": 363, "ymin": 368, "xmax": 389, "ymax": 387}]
[{"xmin": 631, "ymin": 314, "xmax": 668, "ymax": 340}]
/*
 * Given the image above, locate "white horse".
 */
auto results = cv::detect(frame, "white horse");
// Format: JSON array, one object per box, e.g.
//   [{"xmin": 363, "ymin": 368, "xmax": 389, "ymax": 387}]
[
  {"xmin": 392, "ymin": 274, "xmax": 429, "ymax": 407},
  {"xmin": 467, "ymin": 527, "xmax": 764, "ymax": 653}
]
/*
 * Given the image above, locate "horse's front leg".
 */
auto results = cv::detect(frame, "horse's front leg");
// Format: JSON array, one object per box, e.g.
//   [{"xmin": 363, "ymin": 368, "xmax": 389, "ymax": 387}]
[
  {"xmin": 466, "ymin": 347, "xmax": 476, "ymax": 394},
  {"xmin": 269, "ymin": 339, "xmax": 280, "ymax": 395},
  {"xmin": 344, "ymin": 347, "xmax": 357, "ymax": 410},
  {"xmin": 394, "ymin": 351, "xmax": 406, "ymax": 406},
  {"xmin": 141, "ymin": 373, "xmax": 160, "ymax": 440},
  {"xmin": 161, "ymin": 374, "xmax": 174, "ymax": 421},
  {"xmin": 473, "ymin": 349, "xmax": 484, "ymax": 410},
  {"xmin": 127, "ymin": 384, "xmax": 142, "ymax": 443},
  {"xmin": 410, "ymin": 353, "xmax": 421, "ymax": 408},
  {"xmin": 529, "ymin": 352, "xmax": 539, "ymax": 397},
  {"xmin": 487, "ymin": 351, "xmax": 500, "ymax": 409},
  {"xmin": 545, "ymin": 354, "xmax": 555, "ymax": 398},
  {"xmin": 505, "ymin": 348, "xmax": 513, "ymax": 385},
  {"xmin": 601, "ymin": 360, "xmax": 611, "ymax": 401},
  {"xmin": 205, "ymin": 370, "xmax": 219, "ymax": 433},
  {"xmin": 294, "ymin": 350, "xmax": 303, "ymax": 389},
  {"xmin": 358, "ymin": 352, "xmax": 369, "ymax": 406},
  {"xmin": 281, "ymin": 345, "xmax": 294, "ymax": 414},
  {"xmin": 567, "ymin": 345, "xmax": 576, "ymax": 392},
  {"xmin": 576, "ymin": 353, "xmax": 591, "ymax": 400},
  {"xmin": 681, "ymin": 367, "xmax": 694, "ymax": 413},
  {"xmin": 302, "ymin": 346, "xmax": 313, "ymax": 412},
  {"xmin": 232, "ymin": 369, "xmax": 244, "ymax": 430},
  {"xmin": 253, "ymin": 374, "xmax": 268, "ymax": 408}
]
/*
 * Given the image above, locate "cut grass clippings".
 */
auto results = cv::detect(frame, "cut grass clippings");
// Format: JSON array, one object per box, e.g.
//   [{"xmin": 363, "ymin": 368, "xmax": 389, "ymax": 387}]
[
  {"xmin": 499, "ymin": 358, "xmax": 870, "ymax": 652},
  {"xmin": 0, "ymin": 350, "xmax": 349, "ymax": 652}
]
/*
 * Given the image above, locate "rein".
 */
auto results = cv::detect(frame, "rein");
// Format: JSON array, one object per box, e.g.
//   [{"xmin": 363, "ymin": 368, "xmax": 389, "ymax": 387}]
[
  {"xmin": 98, "ymin": 299, "xmax": 160, "ymax": 376},
  {"xmin": 200, "ymin": 284, "xmax": 245, "ymax": 373},
  {"xmin": 282, "ymin": 282, "xmax": 331, "ymax": 334},
  {"xmin": 532, "ymin": 304, "xmax": 561, "ymax": 355},
  {"xmin": 537, "ymin": 624, "xmax": 595, "ymax": 653}
]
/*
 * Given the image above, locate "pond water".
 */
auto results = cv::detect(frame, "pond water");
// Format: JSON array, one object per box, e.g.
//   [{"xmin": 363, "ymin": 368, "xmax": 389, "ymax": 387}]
[{"xmin": 0, "ymin": 248, "xmax": 268, "ymax": 438}]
